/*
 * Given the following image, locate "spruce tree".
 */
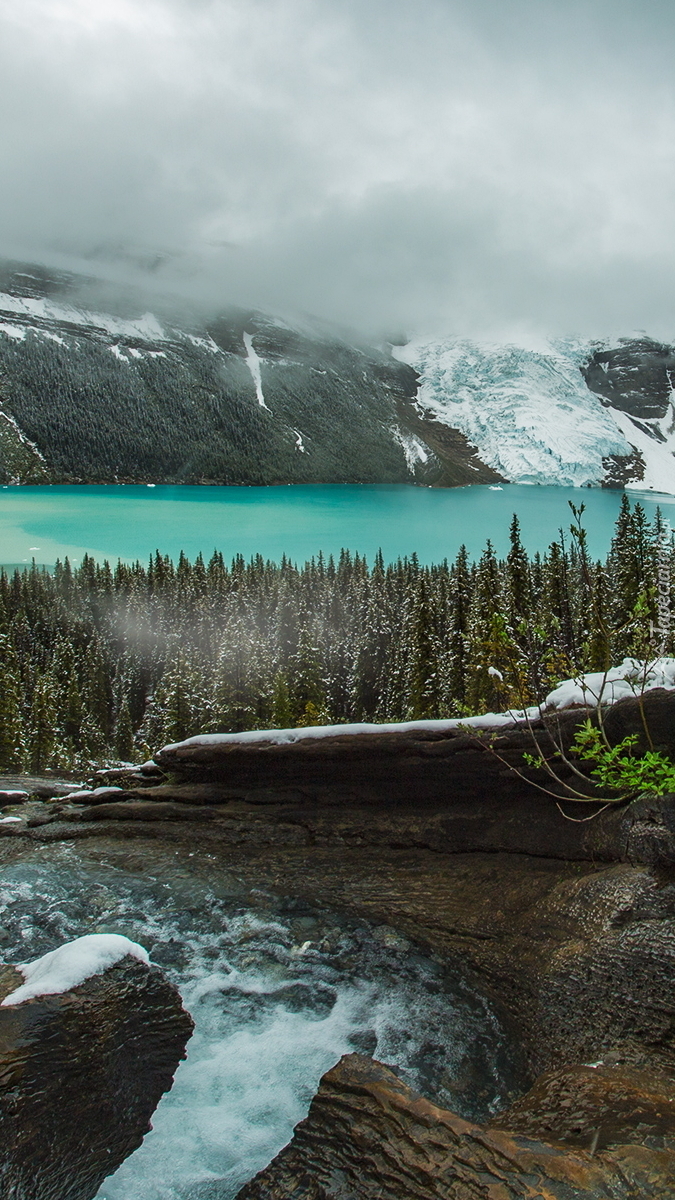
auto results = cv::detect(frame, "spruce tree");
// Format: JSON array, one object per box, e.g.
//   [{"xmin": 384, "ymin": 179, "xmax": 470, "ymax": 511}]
[
  {"xmin": 506, "ymin": 514, "xmax": 532, "ymax": 626},
  {"xmin": 0, "ymin": 637, "xmax": 25, "ymax": 771},
  {"xmin": 28, "ymin": 674, "xmax": 58, "ymax": 774},
  {"xmin": 271, "ymin": 672, "xmax": 294, "ymax": 728},
  {"xmin": 114, "ymin": 698, "xmax": 135, "ymax": 762}
]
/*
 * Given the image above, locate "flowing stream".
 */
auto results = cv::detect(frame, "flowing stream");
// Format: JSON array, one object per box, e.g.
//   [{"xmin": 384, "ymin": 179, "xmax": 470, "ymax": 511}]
[{"xmin": 0, "ymin": 841, "xmax": 523, "ymax": 1198}]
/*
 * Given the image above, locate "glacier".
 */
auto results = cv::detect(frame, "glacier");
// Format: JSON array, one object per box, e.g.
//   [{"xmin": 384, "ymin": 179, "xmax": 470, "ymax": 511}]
[{"xmin": 394, "ymin": 336, "xmax": 633, "ymax": 488}]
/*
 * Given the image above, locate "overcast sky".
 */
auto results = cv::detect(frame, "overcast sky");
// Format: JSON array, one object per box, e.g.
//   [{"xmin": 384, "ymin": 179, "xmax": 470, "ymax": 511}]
[{"xmin": 2, "ymin": 0, "xmax": 675, "ymax": 338}]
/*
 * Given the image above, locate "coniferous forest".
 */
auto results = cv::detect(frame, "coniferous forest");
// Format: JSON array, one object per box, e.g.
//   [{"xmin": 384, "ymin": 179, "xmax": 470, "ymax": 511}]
[{"xmin": 0, "ymin": 495, "xmax": 672, "ymax": 774}]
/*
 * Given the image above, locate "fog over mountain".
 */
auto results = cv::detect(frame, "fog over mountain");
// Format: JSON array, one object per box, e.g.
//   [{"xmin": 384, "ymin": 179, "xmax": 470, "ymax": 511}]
[{"xmin": 2, "ymin": 0, "xmax": 675, "ymax": 340}]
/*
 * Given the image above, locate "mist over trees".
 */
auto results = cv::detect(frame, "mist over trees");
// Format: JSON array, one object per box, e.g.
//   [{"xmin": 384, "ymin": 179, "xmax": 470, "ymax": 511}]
[{"xmin": 0, "ymin": 496, "xmax": 672, "ymax": 773}]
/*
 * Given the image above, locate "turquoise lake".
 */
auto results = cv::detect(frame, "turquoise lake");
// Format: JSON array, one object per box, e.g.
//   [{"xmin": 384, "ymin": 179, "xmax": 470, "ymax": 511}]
[{"xmin": 1, "ymin": 484, "xmax": 673, "ymax": 569}]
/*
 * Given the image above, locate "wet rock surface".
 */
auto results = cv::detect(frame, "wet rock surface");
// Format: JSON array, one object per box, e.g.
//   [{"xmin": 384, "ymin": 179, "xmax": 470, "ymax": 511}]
[
  {"xmin": 0, "ymin": 952, "xmax": 193, "ymax": 1200},
  {"xmin": 488, "ymin": 1061, "xmax": 675, "ymax": 1153},
  {"xmin": 238, "ymin": 1054, "xmax": 675, "ymax": 1200}
]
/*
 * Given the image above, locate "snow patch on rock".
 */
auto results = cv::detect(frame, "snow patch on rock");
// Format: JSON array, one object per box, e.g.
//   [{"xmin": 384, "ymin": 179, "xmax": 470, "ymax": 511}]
[
  {"xmin": 0, "ymin": 322, "xmax": 27, "ymax": 340},
  {"xmin": 545, "ymin": 657, "xmax": 675, "ymax": 710},
  {"xmin": 243, "ymin": 332, "xmax": 270, "ymax": 411},
  {"xmin": 607, "ymin": 407, "xmax": 675, "ymax": 495},
  {"xmin": 1, "ymin": 934, "xmax": 150, "ymax": 1006},
  {"xmin": 161, "ymin": 658, "xmax": 675, "ymax": 754}
]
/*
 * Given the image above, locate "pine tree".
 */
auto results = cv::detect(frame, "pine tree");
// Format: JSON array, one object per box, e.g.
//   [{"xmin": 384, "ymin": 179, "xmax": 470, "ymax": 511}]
[
  {"xmin": 506, "ymin": 514, "xmax": 532, "ymax": 626},
  {"xmin": 0, "ymin": 637, "xmax": 25, "ymax": 770},
  {"xmin": 114, "ymin": 698, "xmax": 135, "ymax": 761},
  {"xmin": 271, "ymin": 672, "xmax": 294, "ymax": 728},
  {"xmin": 465, "ymin": 542, "xmax": 510, "ymax": 712},
  {"xmin": 28, "ymin": 674, "xmax": 58, "ymax": 773},
  {"xmin": 407, "ymin": 577, "xmax": 439, "ymax": 720},
  {"xmin": 82, "ymin": 639, "xmax": 113, "ymax": 738},
  {"xmin": 63, "ymin": 671, "xmax": 83, "ymax": 747},
  {"xmin": 447, "ymin": 546, "xmax": 471, "ymax": 707},
  {"xmin": 156, "ymin": 651, "xmax": 204, "ymax": 743}
]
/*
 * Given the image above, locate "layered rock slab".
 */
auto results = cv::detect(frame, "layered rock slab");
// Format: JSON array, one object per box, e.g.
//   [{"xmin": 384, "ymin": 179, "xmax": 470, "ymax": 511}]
[
  {"xmin": 238, "ymin": 1054, "xmax": 675, "ymax": 1200},
  {"xmin": 152, "ymin": 691, "xmax": 675, "ymax": 865},
  {"xmin": 0, "ymin": 954, "xmax": 194, "ymax": 1200}
]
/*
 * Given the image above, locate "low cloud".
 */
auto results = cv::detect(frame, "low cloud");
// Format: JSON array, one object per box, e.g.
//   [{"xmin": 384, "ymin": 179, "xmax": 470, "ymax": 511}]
[{"xmin": 2, "ymin": 0, "xmax": 675, "ymax": 338}]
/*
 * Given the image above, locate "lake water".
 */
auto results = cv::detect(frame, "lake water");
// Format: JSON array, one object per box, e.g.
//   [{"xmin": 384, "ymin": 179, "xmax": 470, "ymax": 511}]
[{"xmin": 1, "ymin": 483, "xmax": 673, "ymax": 569}]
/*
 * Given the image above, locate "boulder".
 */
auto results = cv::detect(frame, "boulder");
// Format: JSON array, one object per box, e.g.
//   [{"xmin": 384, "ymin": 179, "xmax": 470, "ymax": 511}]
[
  {"xmin": 0, "ymin": 949, "xmax": 194, "ymax": 1200},
  {"xmin": 237, "ymin": 1054, "xmax": 675, "ymax": 1200},
  {"xmin": 0, "ymin": 790, "xmax": 29, "ymax": 806}
]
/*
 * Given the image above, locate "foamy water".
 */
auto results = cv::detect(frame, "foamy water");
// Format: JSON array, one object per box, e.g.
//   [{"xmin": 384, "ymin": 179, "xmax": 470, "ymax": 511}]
[{"xmin": 0, "ymin": 844, "xmax": 521, "ymax": 1199}]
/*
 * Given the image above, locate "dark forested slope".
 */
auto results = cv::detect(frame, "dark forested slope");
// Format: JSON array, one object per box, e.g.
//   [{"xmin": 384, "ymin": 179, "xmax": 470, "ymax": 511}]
[{"xmin": 0, "ymin": 261, "xmax": 462, "ymax": 486}]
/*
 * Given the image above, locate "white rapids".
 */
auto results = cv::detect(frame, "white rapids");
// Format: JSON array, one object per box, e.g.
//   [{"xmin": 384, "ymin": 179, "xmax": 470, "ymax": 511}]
[{"xmin": 0, "ymin": 845, "xmax": 521, "ymax": 1200}]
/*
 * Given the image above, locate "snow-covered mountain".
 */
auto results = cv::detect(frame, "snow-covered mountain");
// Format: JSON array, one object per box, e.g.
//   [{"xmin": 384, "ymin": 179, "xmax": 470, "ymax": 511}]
[
  {"xmin": 0, "ymin": 261, "xmax": 425, "ymax": 487},
  {"xmin": 0, "ymin": 260, "xmax": 673, "ymax": 494},
  {"xmin": 394, "ymin": 335, "xmax": 675, "ymax": 494}
]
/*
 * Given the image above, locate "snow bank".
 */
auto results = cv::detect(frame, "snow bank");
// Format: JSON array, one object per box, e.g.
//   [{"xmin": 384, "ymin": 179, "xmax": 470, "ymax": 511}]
[
  {"xmin": 160, "ymin": 658, "xmax": 675, "ymax": 755},
  {"xmin": 1, "ymin": 934, "xmax": 150, "ymax": 1006},
  {"xmin": 161, "ymin": 709, "xmax": 531, "ymax": 753},
  {"xmin": 544, "ymin": 657, "xmax": 675, "ymax": 710}
]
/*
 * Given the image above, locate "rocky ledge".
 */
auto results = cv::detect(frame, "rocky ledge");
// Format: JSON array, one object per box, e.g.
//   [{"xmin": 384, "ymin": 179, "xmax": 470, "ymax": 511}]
[
  {"xmin": 0, "ymin": 949, "xmax": 193, "ymax": 1200},
  {"xmin": 239, "ymin": 1054, "xmax": 675, "ymax": 1200},
  {"xmin": 140, "ymin": 689, "xmax": 675, "ymax": 865}
]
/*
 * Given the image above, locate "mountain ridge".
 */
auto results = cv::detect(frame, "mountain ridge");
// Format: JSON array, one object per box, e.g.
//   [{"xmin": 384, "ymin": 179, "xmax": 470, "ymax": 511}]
[{"xmin": 0, "ymin": 260, "xmax": 672, "ymax": 494}]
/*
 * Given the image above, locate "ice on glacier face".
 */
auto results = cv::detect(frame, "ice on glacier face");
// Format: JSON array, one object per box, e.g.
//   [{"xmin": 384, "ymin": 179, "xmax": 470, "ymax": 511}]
[{"xmin": 394, "ymin": 337, "xmax": 632, "ymax": 487}]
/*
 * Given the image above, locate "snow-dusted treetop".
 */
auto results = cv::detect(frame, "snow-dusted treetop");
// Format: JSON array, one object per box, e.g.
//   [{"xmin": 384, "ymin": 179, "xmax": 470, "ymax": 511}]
[
  {"xmin": 1, "ymin": 934, "xmax": 150, "ymax": 1007},
  {"xmin": 161, "ymin": 658, "xmax": 675, "ymax": 754}
]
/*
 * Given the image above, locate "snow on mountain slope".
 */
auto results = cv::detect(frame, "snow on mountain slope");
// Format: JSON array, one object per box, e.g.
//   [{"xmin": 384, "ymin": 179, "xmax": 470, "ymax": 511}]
[
  {"xmin": 394, "ymin": 336, "xmax": 633, "ymax": 488},
  {"xmin": 0, "ymin": 257, "xmax": 673, "ymax": 493},
  {"xmin": 0, "ymin": 290, "xmax": 168, "ymax": 342},
  {"xmin": 0, "ymin": 263, "xmax": 420, "ymax": 486},
  {"xmin": 608, "ymin": 403, "xmax": 675, "ymax": 494}
]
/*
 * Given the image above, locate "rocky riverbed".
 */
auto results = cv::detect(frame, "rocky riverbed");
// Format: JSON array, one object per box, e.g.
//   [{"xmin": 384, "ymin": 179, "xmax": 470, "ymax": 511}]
[{"xmin": 1, "ymin": 692, "xmax": 674, "ymax": 1197}]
